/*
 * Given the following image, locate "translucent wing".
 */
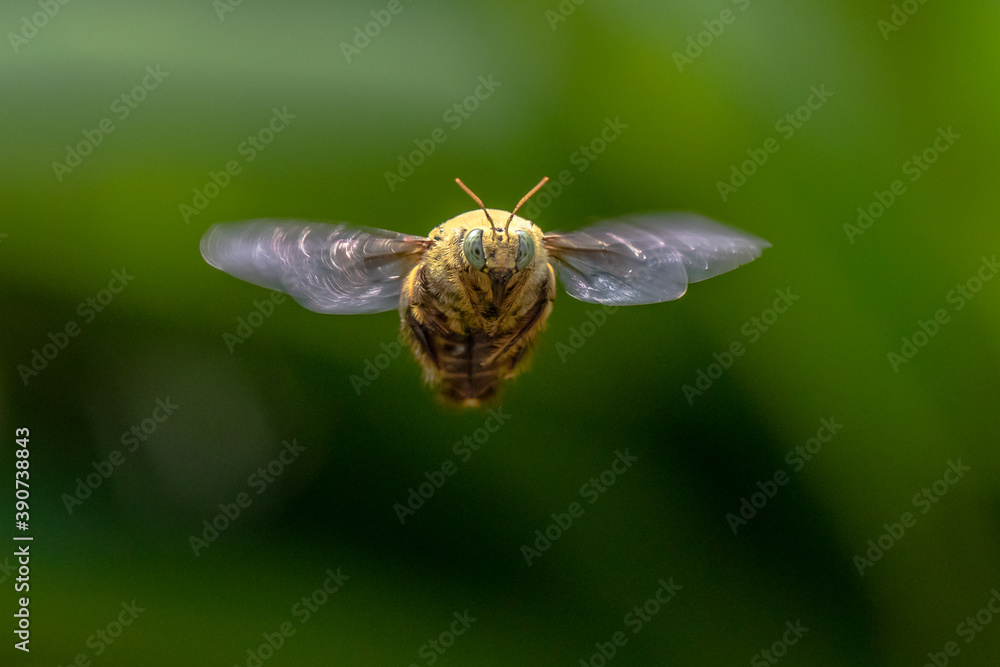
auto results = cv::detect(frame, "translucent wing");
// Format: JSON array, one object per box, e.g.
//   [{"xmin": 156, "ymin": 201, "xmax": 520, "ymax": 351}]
[
  {"xmin": 544, "ymin": 214, "xmax": 770, "ymax": 305},
  {"xmin": 200, "ymin": 220, "xmax": 428, "ymax": 314}
]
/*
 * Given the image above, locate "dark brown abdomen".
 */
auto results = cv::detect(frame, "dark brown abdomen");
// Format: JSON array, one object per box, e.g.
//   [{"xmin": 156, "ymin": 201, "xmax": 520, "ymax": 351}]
[
  {"xmin": 401, "ymin": 264, "xmax": 549, "ymax": 406},
  {"xmin": 433, "ymin": 330, "xmax": 502, "ymax": 405}
]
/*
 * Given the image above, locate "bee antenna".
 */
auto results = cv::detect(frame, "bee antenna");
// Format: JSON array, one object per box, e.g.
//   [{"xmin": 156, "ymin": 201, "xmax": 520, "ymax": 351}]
[
  {"xmin": 505, "ymin": 177, "xmax": 549, "ymax": 235},
  {"xmin": 455, "ymin": 178, "xmax": 495, "ymax": 233}
]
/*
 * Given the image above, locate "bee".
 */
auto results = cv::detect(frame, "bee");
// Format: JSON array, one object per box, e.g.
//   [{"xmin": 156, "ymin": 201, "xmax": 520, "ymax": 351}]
[{"xmin": 200, "ymin": 178, "xmax": 770, "ymax": 406}]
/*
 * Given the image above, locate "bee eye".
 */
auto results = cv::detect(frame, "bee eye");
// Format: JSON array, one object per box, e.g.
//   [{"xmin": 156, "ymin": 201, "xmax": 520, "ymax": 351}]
[
  {"xmin": 463, "ymin": 228, "xmax": 486, "ymax": 270},
  {"xmin": 515, "ymin": 230, "xmax": 534, "ymax": 270}
]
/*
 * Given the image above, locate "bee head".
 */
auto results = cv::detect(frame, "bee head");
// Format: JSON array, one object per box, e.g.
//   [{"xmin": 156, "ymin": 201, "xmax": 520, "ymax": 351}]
[
  {"xmin": 455, "ymin": 177, "xmax": 548, "ymax": 278},
  {"xmin": 460, "ymin": 216, "xmax": 534, "ymax": 277},
  {"xmin": 453, "ymin": 178, "xmax": 549, "ymax": 310}
]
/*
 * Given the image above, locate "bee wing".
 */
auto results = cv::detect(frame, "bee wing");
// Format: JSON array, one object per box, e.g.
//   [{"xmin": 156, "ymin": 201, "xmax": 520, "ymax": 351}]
[
  {"xmin": 200, "ymin": 220, "xmax": 428, "ymax": 314},
  {"xmin": 543, "ymin": 214, "xmax": 770, "ymax": 305}
]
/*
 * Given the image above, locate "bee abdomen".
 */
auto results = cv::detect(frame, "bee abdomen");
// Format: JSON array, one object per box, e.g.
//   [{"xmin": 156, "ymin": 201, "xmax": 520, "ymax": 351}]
[
  {"xmin": 436, "ymin": 331, "xmax": 501, "ymax": 405},
  {"xmin": 402, "ymin": 265, "xmax": 551, "ymax": 406}
]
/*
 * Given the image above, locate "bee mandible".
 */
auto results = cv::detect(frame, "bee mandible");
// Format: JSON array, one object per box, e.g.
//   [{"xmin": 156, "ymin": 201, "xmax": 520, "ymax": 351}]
[{"xmin": 200, "ymin": 178, "xmax": 770, "ymax": 406}]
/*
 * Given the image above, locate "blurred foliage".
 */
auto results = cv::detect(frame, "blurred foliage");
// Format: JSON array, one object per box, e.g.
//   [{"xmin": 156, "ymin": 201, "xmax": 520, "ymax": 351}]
[{"xmin": 1, "ymin": 0, "xmax": 999, "ymax": 665}]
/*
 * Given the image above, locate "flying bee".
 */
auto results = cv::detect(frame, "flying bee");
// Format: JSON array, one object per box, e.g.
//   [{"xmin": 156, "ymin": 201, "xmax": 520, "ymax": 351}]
[{"xmin": 200, "ymin": 177, "xmax": 770, "ymax": 406}]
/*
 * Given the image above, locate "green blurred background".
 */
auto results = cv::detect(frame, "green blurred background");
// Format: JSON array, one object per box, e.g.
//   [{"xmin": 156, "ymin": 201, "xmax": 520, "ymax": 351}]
[{"xmin": 2, "ymin": 0, "xmax": 999, "ymax": 664}]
